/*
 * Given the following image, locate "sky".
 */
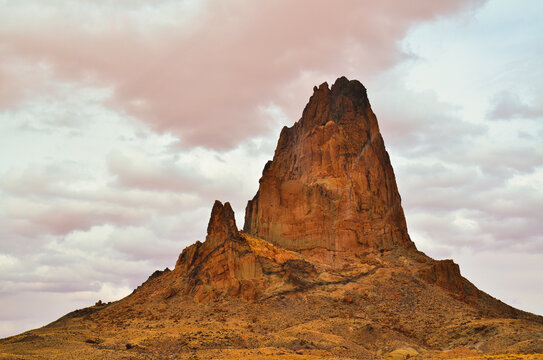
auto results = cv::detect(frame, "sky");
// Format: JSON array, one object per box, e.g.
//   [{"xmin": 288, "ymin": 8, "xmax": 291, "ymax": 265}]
[{"xmin": 0, "ymin": 0, "xmax": 542, "ymax": 338}]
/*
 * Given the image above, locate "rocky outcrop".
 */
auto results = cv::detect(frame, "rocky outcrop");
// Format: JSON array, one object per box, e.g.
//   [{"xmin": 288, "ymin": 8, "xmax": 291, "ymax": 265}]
[
  {"xmin": 175, "ymin": 201, "xmax": 241, "ymax": 274},
  {"xmin": 244, "ymin": 77, "xmax": 415, "ymax": 256},
  {"xmin": 175, "ymin": 201, "xmax": 264, "ymax": 301},
  {"xmin": 420, "ymin": 259, "xmax": 465, "ymax": 295},
  {"xmin": 206, "ymin": 200, "xmax": 239, "ymax": 246},
  {"xmin": 174, "ymin": 201, "xmax": 322, "ymax": 301}
]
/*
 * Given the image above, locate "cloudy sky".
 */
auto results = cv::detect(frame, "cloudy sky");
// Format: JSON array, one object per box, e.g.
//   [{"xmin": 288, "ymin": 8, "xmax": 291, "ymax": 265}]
[{"xmin": 1, "ymin": 0, "xmax": 542, "ymax": 337}]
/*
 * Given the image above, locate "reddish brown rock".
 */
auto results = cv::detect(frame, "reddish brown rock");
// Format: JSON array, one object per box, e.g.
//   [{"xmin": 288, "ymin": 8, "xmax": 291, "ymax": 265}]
[
  {"xmin": 420, "ymin": 259, "xmax": 465, "ymax": 295},
  {"xmin": 174, "ymin": 201, "xmax": 319, "ymax": 301},
  {"xmin": 244, "ymin": 77, "xmax": 415, "ymax": 256},
  {"xmin": 206, "ymin": 200, "xmax": 239, "ymax": 246},
  {"xmin": 175, "ymin": 201, "xmax": 240, "ymax": 274},
  {"xmin": 175, "ymin": 200, "xmax": 244, "ymax": 273},
  {"xmin": 174, "ymin": 201, "xmax": 264, "ymax": 301}
]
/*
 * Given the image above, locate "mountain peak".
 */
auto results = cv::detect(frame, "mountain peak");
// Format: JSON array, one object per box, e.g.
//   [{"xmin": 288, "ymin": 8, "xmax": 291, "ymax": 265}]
[
  {"xmin": 330, "ymin": 76, "xmax": 368, "ymax": 104},
  {"xmin": 295, "ymin": 77, "xmax": 372, "ymax": 143},
  {"xmin": 245, "ymin": 76, "xmax": 414, "ymax": 259},
  {"xmin": 312, "ymin": 76, "xmax": 366, "ymax": 95}
]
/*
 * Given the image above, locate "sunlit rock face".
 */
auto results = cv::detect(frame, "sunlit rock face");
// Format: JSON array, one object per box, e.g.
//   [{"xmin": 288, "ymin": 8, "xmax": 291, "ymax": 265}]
[
  {"xmin": 174, "ymin": 200, "xmax": 320, "ymax": 302},
  {"xmin": 244, "ymin": 77, "xmax": 415, "ymax": 256},
  {"xmin": 174, "ymin": 201, "xmax": 265, "ymax": 302}
]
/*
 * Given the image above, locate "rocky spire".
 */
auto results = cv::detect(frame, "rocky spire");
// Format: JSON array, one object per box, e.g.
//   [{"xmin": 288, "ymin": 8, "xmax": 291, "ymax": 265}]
[
  {"xmin": 244, "ymin": 76, "xmax": 415, "ymax": 255},
  {"xmin": 206, "ymin": 200, "xmax": 239, "ymax": 246}
]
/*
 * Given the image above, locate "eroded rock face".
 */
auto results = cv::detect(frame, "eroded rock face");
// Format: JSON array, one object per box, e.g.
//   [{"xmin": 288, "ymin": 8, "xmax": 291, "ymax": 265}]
[
  {"xmin": 206, "ymin": 200, "xmax": 239, "ymax": 246},
  {"xmin": 175, "ymin": 201, "xmax": 265, "ymax": 301},
  {"xmin": 175, "ymin": 200, "xmax": 242, "ymax": 274},
  {"xmin": 174, "ymin": 200, "xmax": 346, "ymax": 301},
  {"xmin": 420, "ymin": 259, "xmax": 465, "ymax": 295},
  {"xmin": 244, "ymin": 77, "xmax": 415, "ymax": 255}
]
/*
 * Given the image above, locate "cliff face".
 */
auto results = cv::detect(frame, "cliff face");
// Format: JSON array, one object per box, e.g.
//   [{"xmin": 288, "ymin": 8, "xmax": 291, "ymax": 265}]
[{"xmin": 244, "ymin": 77, "xmax": 414, "ymax": 255}]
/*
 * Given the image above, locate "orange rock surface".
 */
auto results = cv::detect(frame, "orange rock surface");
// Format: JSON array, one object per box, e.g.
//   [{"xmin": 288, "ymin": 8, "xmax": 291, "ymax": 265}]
[{"xmin": 244, "ymin": 77, "xmax": 414, "ymax": 257}]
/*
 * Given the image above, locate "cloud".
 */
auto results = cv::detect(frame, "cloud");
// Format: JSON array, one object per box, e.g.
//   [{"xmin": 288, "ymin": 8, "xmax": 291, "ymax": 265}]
[
  {"xmin": 369, "ymin": 70, "xmax": 487, "ymax": 155},
  {"xmin": 487, "ymin": 90, "xmax": 543, "ymax": 120},
  {"xmin": 106, "ymin": 149, "xmax": 208, "ymax": 193},
  {"xmin": 0, "ymin": 0, "xmax": 483, "ymax": 149}
]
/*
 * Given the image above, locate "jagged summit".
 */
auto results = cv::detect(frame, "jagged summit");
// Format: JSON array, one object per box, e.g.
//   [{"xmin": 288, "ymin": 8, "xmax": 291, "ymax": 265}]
[
  {"xmin": 244, "ymin": 76, "xmax": 414, "ymax": 258},
  {"xmin": 173, "ymin": 200, "xmax": 263, "ymax": 301}
]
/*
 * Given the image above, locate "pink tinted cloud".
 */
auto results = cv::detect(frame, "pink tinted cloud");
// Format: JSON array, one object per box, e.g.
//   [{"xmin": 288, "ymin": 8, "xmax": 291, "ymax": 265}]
[
  {"xmin": 487, "ymin": 90, "xmax": 543, "ymax": 120},
  {"xmin": 106, "ymin": 150, "xmax": 206, "ymax": 193},
  {"xmin": 3, "ymin": 198, "xmax": 146, "ymax": 236},
  {"xmin": 0, "ymin": 0, "xmax": 482, "ymax": 149}
]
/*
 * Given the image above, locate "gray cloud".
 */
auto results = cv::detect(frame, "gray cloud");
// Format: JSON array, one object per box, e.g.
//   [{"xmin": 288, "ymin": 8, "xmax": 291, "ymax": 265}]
[{"xmin": 487, "ymin": 90, "xmax": 543, "ymax": 120}]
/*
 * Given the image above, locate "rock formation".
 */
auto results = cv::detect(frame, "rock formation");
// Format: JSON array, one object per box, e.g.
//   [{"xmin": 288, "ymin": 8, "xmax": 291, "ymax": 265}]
[
  {"xmin": 169, "ymin": 78, "xmax": 472, "ymax": 302},
  {"xmin": 244, "ymin": 77, "xmax": 414, "ymax": 258},
  {"xmin": 174, "ymin": 201, "xmax": 264, "ymax": 301},
  {"xmin": 2, "ymin": 77, "xmax": 542, "ymax": 360}
]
